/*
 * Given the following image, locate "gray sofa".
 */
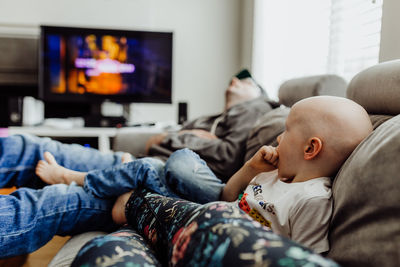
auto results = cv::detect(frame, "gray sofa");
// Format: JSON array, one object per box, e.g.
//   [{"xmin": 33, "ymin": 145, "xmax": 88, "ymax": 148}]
[
  {"xmin": 51, "ymin": 60, "xmax": 400, "ymax": 266},
  {"xmin": 242, "ymin": 60, "xmax": 400, "ymax": 266}
]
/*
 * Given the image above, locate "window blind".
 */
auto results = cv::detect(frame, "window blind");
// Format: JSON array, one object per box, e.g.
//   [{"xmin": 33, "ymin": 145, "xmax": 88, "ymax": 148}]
[
  {"xmin": 252, "ymin": 0, "xmax": 383, "ymax": 99},
  {"xmin": 327, "ymin": 0, "xmax": 383, "ymax": 81}
]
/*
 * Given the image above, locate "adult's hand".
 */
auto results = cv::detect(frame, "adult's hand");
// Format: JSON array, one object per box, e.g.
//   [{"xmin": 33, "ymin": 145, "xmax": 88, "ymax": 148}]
[
  {"xmin": 145, "ymin": 132, "xmax": 168, "ymax": 154},
  {"xmin": 178, "ymin": 129, "xmax": 218, "ymax": 140}
]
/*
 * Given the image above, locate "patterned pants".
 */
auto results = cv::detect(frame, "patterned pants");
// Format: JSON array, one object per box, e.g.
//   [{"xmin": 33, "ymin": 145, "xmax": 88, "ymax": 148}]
[{"xmin": 72, "ymin": 189, "xmax": 339, "ymax": 267}]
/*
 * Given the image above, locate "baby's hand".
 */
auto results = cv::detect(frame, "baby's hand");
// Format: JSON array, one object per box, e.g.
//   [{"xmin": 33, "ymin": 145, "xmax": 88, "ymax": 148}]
[{"xmin": 246, "ymin": 145, "xmax": 279, "ymax": 173}]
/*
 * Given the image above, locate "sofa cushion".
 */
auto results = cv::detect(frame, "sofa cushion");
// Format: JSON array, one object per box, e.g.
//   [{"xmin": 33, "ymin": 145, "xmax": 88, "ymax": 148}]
[
  {"xmin": 328, "ymin": 115, "xmax": 400, "ymax": 266},
  {"xmin": 245, "ymin": 106, "xmax": 289, "ymax": 161},
  {"xmin": 49, "ymin": 231, "xmax": 107, "ymax": 267},
  {"xmin": 278, "ymin": 75, "xmax": 347, "ymax": 107},
  {"xmin": 113, "ymin": 128, "xmax": 164, "ymax": 157},
  {"xmin": 369, "ymin": 114, "xmax": 393, "ymax": 129},
  {"xmin": 347, "ymin": 59, "xmax": 400, "ymax": 115}
]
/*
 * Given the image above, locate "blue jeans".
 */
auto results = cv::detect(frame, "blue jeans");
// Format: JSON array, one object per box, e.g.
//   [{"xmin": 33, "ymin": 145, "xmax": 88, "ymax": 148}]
[
  {"xmin": 84, "ymin": 148, "xmax": 225, "ymax": 204},
  {"xmin": 0, "ymin": 134, "xmax": 123, "ymax": 257},
  {"xmin": 0, "ymin": 134, "xmax": 123, "ymax": 189}
]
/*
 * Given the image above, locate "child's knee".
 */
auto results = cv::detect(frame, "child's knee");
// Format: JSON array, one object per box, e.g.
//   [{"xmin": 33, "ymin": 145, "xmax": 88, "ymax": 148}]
[
  {"xmin": 139, "ymin": 157, "xmax": 165, "ymax": 171},
  {"xmin": 167, "ymin": 149, "xmax": 202, "ymax": 170}
]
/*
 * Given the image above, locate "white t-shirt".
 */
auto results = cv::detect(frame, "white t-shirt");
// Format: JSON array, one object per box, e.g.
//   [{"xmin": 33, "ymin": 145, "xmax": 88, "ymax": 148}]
[{"xmin": 237, "ymin": 169, "xmax": 332, "ymax": 253}]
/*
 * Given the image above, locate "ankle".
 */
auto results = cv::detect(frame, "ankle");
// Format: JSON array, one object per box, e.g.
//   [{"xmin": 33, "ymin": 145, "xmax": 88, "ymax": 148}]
[
  {"xmin": 61, "ymin": 169, "xmax": 74, "ymax": 185},
  {"xmin": 112, "ymin": 191, "xmax": 132, "ymax": 225}
]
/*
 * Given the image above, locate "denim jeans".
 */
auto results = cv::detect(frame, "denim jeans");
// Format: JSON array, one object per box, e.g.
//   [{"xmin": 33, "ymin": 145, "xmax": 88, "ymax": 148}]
[
  {"xmin": 0, "ymin": 134, "xmax": 123, "ymax": 189},
  {"xmin": 165, "ymin": 148, "xmax": 226, "ymax": 203},
  {"xmin": 0, "ymin": 183, "xmax": 117, "ymax": 257},
  {"xmin": 84, "ymin": 148, "xmax": 226, "ymax": 204},
  {"xmin": 0, "ymin": 135, "xmax": 223, "ymax": 257},
  {"xmin": 0, "ymin": 134, "xmax": 123, "ymax": 257}
]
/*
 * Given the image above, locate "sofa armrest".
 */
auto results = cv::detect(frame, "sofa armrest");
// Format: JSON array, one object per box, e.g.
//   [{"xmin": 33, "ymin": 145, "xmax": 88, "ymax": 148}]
[{"xmin": 113, "ymin": 128, "xmax": 163, "ymax": 157}]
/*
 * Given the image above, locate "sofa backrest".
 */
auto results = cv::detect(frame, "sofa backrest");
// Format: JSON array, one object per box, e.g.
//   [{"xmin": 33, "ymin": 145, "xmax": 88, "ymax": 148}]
[
  {"xmin": 278, "ymin": 74, "xmax": 347, "ymax": 107},
  {"xmin": 347, "ymin": 60, "xmax": 400, "ymax": 115},
  {"xmin": 328, "ymin": 59, "xmax": 400, "ymax": 267}
]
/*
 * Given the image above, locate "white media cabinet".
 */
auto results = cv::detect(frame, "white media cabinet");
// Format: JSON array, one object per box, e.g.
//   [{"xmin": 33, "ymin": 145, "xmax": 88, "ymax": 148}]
[{"xmin": 8, "ymin": 126, "xmax": 164, "ymax": 153}]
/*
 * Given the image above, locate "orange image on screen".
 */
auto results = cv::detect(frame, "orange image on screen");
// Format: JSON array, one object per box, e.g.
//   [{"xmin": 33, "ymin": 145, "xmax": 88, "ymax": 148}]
[{"xmin": 67, "ymin": 35, "xmax": 133, "ymax": 95}]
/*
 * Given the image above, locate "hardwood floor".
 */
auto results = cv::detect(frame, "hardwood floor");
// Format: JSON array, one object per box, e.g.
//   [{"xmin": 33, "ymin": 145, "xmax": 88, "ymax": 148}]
[{"xmin": 0, "ymin": 236, "xmax": 70, "ymax": 267}]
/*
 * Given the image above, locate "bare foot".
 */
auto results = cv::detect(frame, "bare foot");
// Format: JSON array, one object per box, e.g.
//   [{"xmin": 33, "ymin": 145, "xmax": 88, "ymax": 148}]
[
  {"xmin": 121, "ymin": 153, "xmax": 133, "ymax": 163},
  {"xmin": 112, "ymin": 190, "xmax": 133, "ymax": 225},
  {"xmin": 35, "ymin": 151, "xmax": 86, "ymax": 185}
]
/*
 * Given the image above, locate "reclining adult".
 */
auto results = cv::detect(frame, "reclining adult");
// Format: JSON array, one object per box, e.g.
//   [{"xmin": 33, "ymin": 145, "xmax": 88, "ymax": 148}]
[
  {"xmin": 0, "ymin": 70, "xmax": 275, "ymax": 258},
  {"xmin": 145, "ymin": 71, "xmax": 277, "ymax": 181}
]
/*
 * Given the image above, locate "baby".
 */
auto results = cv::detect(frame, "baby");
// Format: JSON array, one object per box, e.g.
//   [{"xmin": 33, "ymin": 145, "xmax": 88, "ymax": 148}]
[
  {"xmin": 218, "ymin": 96, "xmax": 372, "ymax": 253},
  {"xmin": 37, "ymin": 96, "xmax": 373, "ymax": 253}
]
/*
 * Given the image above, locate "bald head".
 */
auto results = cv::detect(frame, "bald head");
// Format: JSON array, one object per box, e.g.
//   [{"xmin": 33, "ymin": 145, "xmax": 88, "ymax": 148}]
[{"xmin": 290, "ymin": 96, "xmax": 373, "ymax": 176}]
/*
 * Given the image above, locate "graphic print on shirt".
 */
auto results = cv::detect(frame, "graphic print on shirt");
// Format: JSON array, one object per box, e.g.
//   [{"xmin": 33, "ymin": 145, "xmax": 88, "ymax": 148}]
[
  {"xmin": 238, "ymin": 192, "xmax": 272, "ymax": 228},
  {"xmin": 251, "ymin": 184, "xmax": 276, "ymax": 216}
]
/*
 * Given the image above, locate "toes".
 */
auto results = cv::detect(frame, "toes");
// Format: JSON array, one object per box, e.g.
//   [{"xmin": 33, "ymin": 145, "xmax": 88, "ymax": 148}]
[
  {"xmin": 35, "ymin": 160, "xmax": 46, "ymax": 174},
  {"xmin": 121, "ymin": 153, "xmax": 133, "ymax": 163},
  {"xmin": 36, "ymin": 160, "xmax": 47, "ymax": 168},
  {"xmin": 44, "ymin": 151, "xmax": 57, "ymax": 165}
]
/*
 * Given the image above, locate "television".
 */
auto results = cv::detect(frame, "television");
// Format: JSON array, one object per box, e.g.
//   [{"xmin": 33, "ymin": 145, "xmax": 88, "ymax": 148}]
[{"xmin": 39, "ymin": 25, "xmax": 173, "ymax": 126}]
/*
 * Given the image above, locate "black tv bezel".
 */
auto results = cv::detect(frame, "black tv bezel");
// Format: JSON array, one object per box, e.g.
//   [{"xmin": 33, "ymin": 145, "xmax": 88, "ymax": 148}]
[{"xmin": 39, "ymin": 25, "xmax": 173, "ymax": 104}]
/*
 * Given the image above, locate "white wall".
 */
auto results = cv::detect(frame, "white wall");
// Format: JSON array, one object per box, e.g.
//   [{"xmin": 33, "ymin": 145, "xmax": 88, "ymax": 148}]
[
  {"xmin": 240, "ymin": 0, "xmax": 255, "ymax": 70},
  {"xmin": 379, "ymin": 0, "xmax": 400, "ymax": 62},
  {"xmin": 0, "ymin": 0, "xmax": 242, "ymax": 123}
]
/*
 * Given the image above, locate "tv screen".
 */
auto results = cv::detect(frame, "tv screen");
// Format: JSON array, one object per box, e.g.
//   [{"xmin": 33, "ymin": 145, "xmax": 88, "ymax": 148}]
[{"xmin": 39, "ymin": 25, "xmax": 173, "ymax": 104}]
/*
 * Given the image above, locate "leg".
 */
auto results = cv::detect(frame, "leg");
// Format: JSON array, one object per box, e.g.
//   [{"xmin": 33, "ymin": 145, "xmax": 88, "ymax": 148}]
[
  {"xmin": 71, "ymin": 226, "xmax": 162, "ymax": 267},
  {"xmin": 84, "ymin": 157, "xmax": 179, "ymax": 199},
  {"xmin": 0, "ymin": 184, "xmax": 117, "ymax": 257},
  {"xmin": 0, "ymin": 134, "xmax": 124, "ymax": 188},
  {"xmin": 123, "ymin": 189, "xmax": 339, "ymax": 266},
  {"xmin": 36, "ymin": 151, "xmax": 133, "ymax": 185},
  {"xmin": 36, "ymin": 152, "xmax": 87, "ymax": 185},
  {"xmin": 165, "ymin": 148, "xmax": 225, "ymax": 203}
]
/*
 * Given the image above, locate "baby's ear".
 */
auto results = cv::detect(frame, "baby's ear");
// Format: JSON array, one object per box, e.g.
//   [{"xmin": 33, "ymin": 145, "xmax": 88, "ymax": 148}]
[{"xmin": 304, "ymin": 137, "xmax": 322, "ymax": 160}]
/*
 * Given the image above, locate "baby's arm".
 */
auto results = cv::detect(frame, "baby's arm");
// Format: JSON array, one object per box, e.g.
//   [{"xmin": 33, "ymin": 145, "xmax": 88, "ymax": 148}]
[{"xmin": 221, "ymin": 146, "xmax": 278, "ymax": 201}]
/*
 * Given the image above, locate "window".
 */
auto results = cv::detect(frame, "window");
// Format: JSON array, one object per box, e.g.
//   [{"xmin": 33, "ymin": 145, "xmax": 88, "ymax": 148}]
[{"xmin": 252, "ymin": 0, "xmax": 383, "ymax": 99}]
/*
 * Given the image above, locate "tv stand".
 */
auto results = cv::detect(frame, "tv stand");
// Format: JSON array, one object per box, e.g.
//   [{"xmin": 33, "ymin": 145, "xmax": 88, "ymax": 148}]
[
  {"xmin": 44, "ymin": 101, "xmax": 131, "ymax": 127},
  {"xmin": 8, "ymin": 126, "xmax": 118, "ymax": 152},
  {"xmin": 83, "ymin": 102, "xmax": 130, "ymax": 127},
  {"xmin": 84, "ymin": 114, "xmax": 127, "ymax": 127},
  {"xmin": 8, "ymin": 124, "xmax": 165, "ymax": 153}
]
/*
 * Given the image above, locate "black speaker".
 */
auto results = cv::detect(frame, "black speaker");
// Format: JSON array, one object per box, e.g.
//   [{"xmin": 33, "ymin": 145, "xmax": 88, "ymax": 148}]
[
  {"xmin": 178, "ymin": 102, "xmax": 188, "ymax": 125},
  {"xmin": 8, "ymin": 97, "xmax": 24, "ymax": 126},
  {"xmin": 0, "ymin": 96, "xmax": 24, "ymax": 127}
]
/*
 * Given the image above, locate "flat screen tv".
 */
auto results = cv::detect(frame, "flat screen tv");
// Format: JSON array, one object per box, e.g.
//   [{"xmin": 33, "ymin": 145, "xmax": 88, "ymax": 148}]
[{"xmin": 39, "ymin": 25, "xmax": 173, "ymax": 123}]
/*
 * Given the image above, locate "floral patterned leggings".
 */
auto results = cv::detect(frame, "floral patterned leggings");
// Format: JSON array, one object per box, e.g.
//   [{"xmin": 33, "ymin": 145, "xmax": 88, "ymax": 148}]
[{"xmin": 71, "ymin": 189, "xmax": 339, "ymax": 267}]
